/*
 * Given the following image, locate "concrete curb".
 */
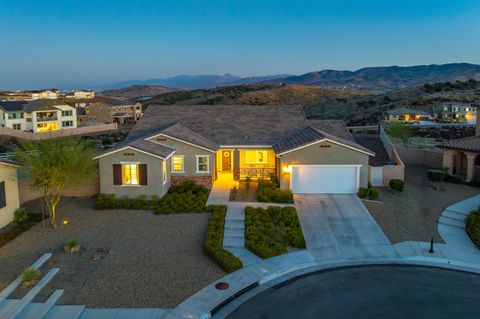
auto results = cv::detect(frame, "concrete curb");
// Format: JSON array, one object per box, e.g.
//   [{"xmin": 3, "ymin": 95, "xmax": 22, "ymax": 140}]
[{"xmin": 163, "ymin": 241, "xmax": 480, "ymax": 319}]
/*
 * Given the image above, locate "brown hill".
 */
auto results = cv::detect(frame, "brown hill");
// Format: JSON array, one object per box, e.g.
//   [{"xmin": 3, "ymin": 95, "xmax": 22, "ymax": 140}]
[{"xmin": 102, "ymin": 85, "xmax": 175, "ymax": 98}]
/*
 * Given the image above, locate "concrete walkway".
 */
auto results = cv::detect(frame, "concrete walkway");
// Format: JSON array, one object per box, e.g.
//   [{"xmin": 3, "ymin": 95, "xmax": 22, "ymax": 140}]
[
  {"xmin": 438, "ymin": 194, "xmax": 480, "ymax": 253},
  {"xmin": 294, "ymin": 194, "xmax": 390, "ymax": 249}
]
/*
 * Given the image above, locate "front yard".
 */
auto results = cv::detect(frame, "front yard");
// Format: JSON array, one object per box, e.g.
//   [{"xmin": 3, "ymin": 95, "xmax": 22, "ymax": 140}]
[
  {"xmin": 0, "ymin": 197, "xmax": 225, "ymax": 308},
  {"xmin": 364, "ymin": 165, "xmax": 480, "ymax": 243}
]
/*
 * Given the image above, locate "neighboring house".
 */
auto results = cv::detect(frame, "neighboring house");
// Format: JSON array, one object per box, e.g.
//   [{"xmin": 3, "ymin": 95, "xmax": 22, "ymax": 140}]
[
  {"xmin": 0, "ymin": 160, "xmax": 20, "ymax": 229},
  {"xmin": 384, "ymin": 107, "xmax": 432, "ymax": 121},
  {"xmin": 0, "ymin": 89, "xmax": 59, "ymax": 101},
  {"xmin": 94, "ymin": 105, "xmax": 375, "ymax": 198},
  {"xmin": 0, "ymin": 100, "xmax": 77, "ymax": 132},
  {"xmin": 72, "ymin": 90, "xmax": 96, "ymax": 99},
  {"xmin": 86, "ymin": 100, "xmax": 142, "ymax": 124},
  {"xmin": 439, "ymin": 115, "xmax": 480, "ymax": 182},
  {"xmin": 434, "ymin": 102, "xmax": 477, "ymax": 121}
]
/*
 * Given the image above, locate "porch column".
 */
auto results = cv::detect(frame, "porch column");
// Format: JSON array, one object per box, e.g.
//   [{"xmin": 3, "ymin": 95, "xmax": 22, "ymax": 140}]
[
  {"xmin": 466, "ymin": 153, "xmax": 476, "ymax": 182},
  {"xmin": 233, "ymin": 149, "xmax": 240, "ymax": 180},
  {"xmin": 442, "ymin": 149, "xmax": 454, "ymax": 174}
]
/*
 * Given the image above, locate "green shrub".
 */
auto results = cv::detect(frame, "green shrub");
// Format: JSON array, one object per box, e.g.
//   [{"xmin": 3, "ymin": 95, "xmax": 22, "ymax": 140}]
[
  {"xmin": 65, "ymin": 239, "xmax": 78, "ymax": 249},
  {"xmin": 466, "ymin": 210, "xmax": 480, "ymax": 249},
  {"xmin": 14, "ymin": 208, "xmax": 29, "ymax": 226},
  {"xmin": 257, "ymin": 180, "xmax": 294, "ymax": 203},
  {"xmin": 368, "ymin": 188, "xmax": 379, "ymax": 200},
  {"xmin": 245, "ymin": 206, "xmax": 305, "ymax": 259},
  {"xmin": 204, "ymin": 205, "xmax": 243, "ymax": 273},
  {"xmin": 358, "ymin": 187, "xmax": 370, "ymax": 199},
  {"xmin": 21, "ymin": 267, "xmax": 41, "ymax": 288},
  {"xmin": 427, "ymin": 169, "xmax": 446, "ymax": 183},
  {"xmin": 444, "ymin": 174, "xmax": 464, "ymax": 184},
  {"xmin": 389, "ymin": 179, "xmax": 405, "ymax": 192},
  {"xmin": 358, "ymin": 184, "xmax": 380, "ymax": 200}
]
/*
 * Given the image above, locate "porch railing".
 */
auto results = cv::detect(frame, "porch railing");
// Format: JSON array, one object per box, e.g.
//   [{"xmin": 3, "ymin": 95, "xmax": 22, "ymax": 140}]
[{"xmin": 239, "ymin": 167, "xmax": 275, "ymax": 180}]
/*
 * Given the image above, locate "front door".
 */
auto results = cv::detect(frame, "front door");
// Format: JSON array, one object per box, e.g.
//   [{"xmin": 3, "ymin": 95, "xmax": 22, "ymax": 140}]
[{"xmin": 222, "ymin": 150, "xmax": 232, "ymax": 172}]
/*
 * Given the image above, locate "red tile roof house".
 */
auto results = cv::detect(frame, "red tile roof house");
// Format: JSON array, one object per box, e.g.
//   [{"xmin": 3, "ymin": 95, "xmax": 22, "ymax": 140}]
[{"xmin": 94, "ymin": 104, "xmax": 375, "ymax": 198}]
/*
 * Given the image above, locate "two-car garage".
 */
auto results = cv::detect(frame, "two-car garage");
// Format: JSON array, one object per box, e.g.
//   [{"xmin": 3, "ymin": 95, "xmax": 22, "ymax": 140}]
[{"xmin": 290, "ymin": 165, "xmax": 360, "ymax": 194}]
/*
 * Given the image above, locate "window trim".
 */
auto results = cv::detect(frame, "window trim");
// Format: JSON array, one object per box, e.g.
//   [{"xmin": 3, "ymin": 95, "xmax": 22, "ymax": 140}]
[
  {"xmin": 245, "ymin": 150, "xmax": 268, "ymax": 164},
  {"xmin": 162, "ymin": 160, "xmax": 167, "ymax": 185},
  {"xmin": 195, "ymin": 155, "xmax": 210, "ymax": 173},
  {"xmin": 120, "ymin": 162, "xmax": 141, "ymax": 187},
  {"xmin": 171, "ymin": 155, "xmax": 185, "ymax": 173}
]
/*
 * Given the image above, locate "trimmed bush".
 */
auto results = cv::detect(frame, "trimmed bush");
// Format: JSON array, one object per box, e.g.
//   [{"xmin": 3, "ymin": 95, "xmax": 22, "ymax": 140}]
[
  {"xmin": 204, "ymin": 205, "xmax": 243, "ymax": 273},
  {"xmin": 94, "ymin": 181, "xmax": 210, "ymax": 213},
  {"xmin": 389, "ymin": 179, "xmax": 405, "ymax": 192},
  {"xmin": 466, "ymin": 209, "xmax": 480, "ymax": 249},
  {"xmin": 14, "ymin": 208, "xmax": 29, "ymax": 227},
  {"xmin": 245, "ymin": 206, "xmax": 305, "ymax": 259},
  {"xmin": 256, "ymin": 179, "xmax": 294, "ymax": 203},
  {"xmin": 358, "ymin": 184, "xmax": 379, "ymax": 200},
  {"xmin": 427, "ymin": 169, "xmax": 446, "ymax": 190}
]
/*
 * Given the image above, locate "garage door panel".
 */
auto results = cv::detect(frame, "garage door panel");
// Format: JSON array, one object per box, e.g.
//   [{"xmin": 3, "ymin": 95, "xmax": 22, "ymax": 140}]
[{"xmin": 291, "ymin": 166, "xmax": 358, "ymax": 194}]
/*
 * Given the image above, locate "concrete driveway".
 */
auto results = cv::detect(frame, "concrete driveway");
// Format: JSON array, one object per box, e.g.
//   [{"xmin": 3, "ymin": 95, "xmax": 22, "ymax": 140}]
[{"xmin": 294, "ymin": 194, "xmax": 390, "ymax": 249}]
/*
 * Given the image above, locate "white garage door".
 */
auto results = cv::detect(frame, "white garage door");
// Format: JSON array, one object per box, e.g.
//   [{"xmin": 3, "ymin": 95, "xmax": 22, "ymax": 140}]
[{"xmin": 291, "ymin": 165, "xmax": 359, "ymax": 194}]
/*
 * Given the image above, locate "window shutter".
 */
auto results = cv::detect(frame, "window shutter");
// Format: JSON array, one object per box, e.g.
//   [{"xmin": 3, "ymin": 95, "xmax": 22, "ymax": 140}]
[
  {"xmin": 113, "ymin": 164, "xmax": 122, "ymax": 185},
  {"xmin": 139, "ymin": 164, "xmax": 148, "ymax": 185},
  {"xmin": 0, "ymin": 181, "xmax": 5, "ymax": 209}
]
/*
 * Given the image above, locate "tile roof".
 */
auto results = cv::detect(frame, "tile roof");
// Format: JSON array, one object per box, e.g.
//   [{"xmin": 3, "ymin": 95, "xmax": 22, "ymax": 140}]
[
  {"xmin": 0, "ymin": 101, "xmax": 25, "ymax": 111},
  {"xmin": 438, "ymin": 136, "xmax": 480, "ymax": 153},
  {"xmin": 118, "ymin": 104, "xmax": 373, "ymax": 156},
  {"xmin": 385, "ymin": 107, "xmax": 430, "ymax": 115},
  {"xmin": 23, "ymin": 100, "xmax": 60, "ymax": 112},
  {"xmin": 158, "ymin": 123, "xmax": 219, "ymax": 151},
  {"xmin": 97, "ymin": 138, "xmax": 175, "ymax": 159}
]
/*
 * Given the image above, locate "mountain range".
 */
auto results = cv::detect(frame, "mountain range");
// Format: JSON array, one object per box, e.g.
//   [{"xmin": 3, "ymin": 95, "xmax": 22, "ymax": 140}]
[{"xmin": 98, "ymin": 63, "xmax": 480, "ymax": 92}]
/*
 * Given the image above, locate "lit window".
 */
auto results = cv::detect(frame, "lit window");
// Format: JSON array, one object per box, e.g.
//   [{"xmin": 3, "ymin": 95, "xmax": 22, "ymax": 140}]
[
  {"xmin": 245, "ymin": 150, "xmax": 267, "ymax": 163},
  {"xmin": 196, "ymin": 155, "xmax": 209, "ymax": 173},
  {"xmin": 123, "ymin": 164, "xmax": 139, "ymax": 185},
  {"xmin": 162, "ymin": 161, "xmax": 167, "ymax": 184},
  {"xmin": 172, "ymin": 155, "xmax": 184, "ymax": 172}
]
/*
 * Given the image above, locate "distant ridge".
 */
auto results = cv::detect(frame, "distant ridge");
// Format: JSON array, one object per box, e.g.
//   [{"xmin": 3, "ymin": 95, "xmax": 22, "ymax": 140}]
[
  {"xmin": 263, "ymin": 63, "xmax": 480, "ymax": 91},
  {"xmin": 96, "ymin": 63, "xmax": 480, "ymax": 92}
]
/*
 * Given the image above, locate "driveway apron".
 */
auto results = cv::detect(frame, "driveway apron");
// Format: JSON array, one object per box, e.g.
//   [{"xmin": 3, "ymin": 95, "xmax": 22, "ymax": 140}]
[{"xmin": 294, "ymin": 194, "xmax": 390, "ymax": 249}]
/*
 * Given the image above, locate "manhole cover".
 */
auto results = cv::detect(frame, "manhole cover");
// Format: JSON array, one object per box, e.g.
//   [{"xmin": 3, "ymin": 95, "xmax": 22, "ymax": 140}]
[{"xmin": 215, "ymin": 282, "xmax": 229, "ymax": 290}]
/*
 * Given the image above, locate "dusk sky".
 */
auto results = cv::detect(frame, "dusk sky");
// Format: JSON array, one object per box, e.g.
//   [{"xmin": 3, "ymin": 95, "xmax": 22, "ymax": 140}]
[{"xmin": 1, "ymin": 0, "xmax": 479, "ymax": 90}]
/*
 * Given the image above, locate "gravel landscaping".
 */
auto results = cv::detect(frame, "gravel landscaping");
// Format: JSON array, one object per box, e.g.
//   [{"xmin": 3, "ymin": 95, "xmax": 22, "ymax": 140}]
[
  {"xmin": 364, "ymin": 165, "xmax": 480, "ymax": 243},
  {"xmin": 0, "ymin": 197, "xmax": 225, "ymax": 308}
]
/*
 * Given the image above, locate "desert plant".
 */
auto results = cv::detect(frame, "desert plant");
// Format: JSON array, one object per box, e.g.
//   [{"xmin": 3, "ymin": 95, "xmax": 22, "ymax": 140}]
[
  {"xmin": 64, "ymin": 239, "xmax": 80, "ymax": 253},
  {"xmin": 387, "ymin": 121, "xmax": 411, "ymax": 146},
  {"xmin": 15, "ymin": 139, "xmax": 98, "ymax": 228},
  {"xmin": 14, "ymin": 208, "xmax": 29, "ymax": 226},
  {"xmin": 21, "ymin": 267, "xmax": 41, "ymax": 288},
  {"xmin": 427, "ymin": 169, "xmax": 446, "ymax": 190},
  {"xmin": 389, "ymin": 179, "xmax": 405, "ymax": 192}
]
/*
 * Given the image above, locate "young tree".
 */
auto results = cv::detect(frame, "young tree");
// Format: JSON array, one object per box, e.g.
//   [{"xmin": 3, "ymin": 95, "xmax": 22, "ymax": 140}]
[
  {"xmin": 387, "ymin": 121, "xmax": 411, "ymax": 146},
  {"xmin": 16, "ymin": 138, "xmax": 98, "ymax": 228}
]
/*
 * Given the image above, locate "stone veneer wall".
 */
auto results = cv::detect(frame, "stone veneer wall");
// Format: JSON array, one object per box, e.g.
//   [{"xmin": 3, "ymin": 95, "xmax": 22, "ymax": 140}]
[{"xmin": 171, "ymin": 176, "xmax": 213, "ymax": 189}]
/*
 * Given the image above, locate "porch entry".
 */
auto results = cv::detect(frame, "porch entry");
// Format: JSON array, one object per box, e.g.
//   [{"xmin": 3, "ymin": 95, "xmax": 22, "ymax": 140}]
[{"xmin": 221, "ymin": 150, "xmax": 232, "ymax": 172}]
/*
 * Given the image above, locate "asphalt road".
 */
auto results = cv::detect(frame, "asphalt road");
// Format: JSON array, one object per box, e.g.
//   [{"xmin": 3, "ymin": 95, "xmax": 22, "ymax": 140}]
[{"xmin": 226, "ymin": 265, "xmax": 480, "ymax": 319}]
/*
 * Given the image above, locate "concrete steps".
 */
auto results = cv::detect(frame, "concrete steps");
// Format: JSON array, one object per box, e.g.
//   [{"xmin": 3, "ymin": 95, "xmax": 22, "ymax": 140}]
[
  {"xmin": 442, "ymin": 209, "xmax": 467, "ymax": 222},
  {"xmin": 224, "ymin": 219, "xmax": 245, "ymax": 230},
  {"xmin": 223, "ymin": 236, "xmax": 245, "ymax": 248},
  {"xmin": 224, "ymin": 228, "xmax": 244, "ymax": 237},
  {"xmin": 439, "ymin": 215, "xmax": 466, "ymax": 229}
]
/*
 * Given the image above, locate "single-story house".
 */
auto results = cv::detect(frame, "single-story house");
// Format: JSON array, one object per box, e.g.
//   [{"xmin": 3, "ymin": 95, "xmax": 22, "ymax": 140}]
[
  {"xmin": 94, "ymin": 105, "xmax": 375, "ymax": 197},
  {"xmin": 384, "ymin": 107, "xmax": 432, "ymax": 121},
  {"xmin": 0, "ymin": 160, "xmax": 20, "ymax": 229}
]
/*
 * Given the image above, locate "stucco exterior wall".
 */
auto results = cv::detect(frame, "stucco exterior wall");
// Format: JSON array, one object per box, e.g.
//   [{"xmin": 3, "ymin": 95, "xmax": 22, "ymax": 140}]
[
  {"xmin": 278, "ymin": 140, "xmax": 370, "ymax": 190},
  {"xmin": 98, "ymin": 149, "xmax": 170, "ymax": 199},
  {"xmin": 0, "ymin": 164, "xmax": 20, "ymax": 229},
  {"xmin": 147, "ymin": 135, "xmax": 215, "ymax": 178}
]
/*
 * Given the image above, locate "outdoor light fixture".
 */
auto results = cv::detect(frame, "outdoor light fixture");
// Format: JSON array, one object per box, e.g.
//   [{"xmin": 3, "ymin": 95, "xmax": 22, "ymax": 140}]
[
  {"xmin": 283, "ymin": 165, "xmax": 292, "ymax": 174},
  {"xmin": 62, "ymin": 219, "xmax": 69, "ymax": 225}
]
